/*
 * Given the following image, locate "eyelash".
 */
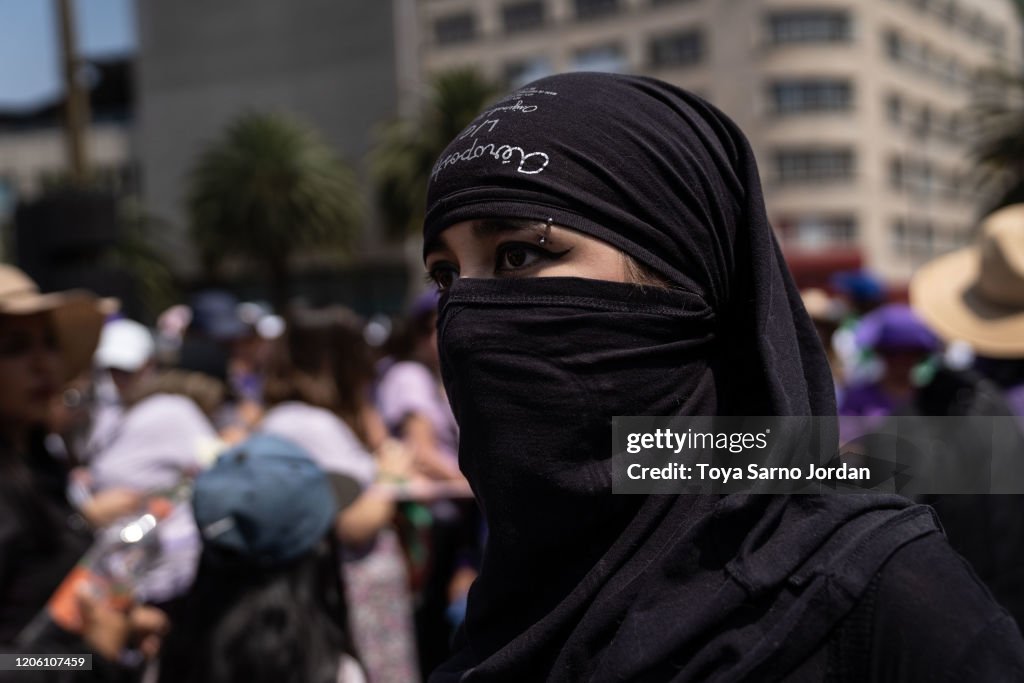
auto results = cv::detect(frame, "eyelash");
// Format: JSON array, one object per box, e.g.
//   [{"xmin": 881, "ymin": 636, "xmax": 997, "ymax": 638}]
[{"xmin": 425, "ymin": 242, "xmax": 571, "ymax": 291}]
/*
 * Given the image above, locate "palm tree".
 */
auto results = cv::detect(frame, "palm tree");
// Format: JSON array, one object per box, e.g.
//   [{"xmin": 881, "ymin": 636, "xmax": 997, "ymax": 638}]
[
  {"xmin": 371, "ymin": 68, "xmax": 503, "ymax": 239},
  {"xmin": 107, "ymin": 197, "xmax": 180, "ymax": 318},
  {"xmin": 188, "ymin": 112, "xmax": 362, "ymax": 310}
]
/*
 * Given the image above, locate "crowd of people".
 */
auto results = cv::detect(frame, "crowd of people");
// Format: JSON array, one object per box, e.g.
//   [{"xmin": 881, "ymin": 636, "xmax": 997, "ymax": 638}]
[
  {"xmin": 0, "ymin": 262, "xmax": 475, "ymax": 682},
  {"xmin": 3, "ymin": 70, "xmax": 1024, "ymax": 682},
  {"xmin": 800, "ymin": 202, "xmax": 1024, "ymax": 631}
]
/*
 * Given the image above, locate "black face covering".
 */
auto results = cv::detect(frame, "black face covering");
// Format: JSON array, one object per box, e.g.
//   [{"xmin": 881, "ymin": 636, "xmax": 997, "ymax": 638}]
[
  {"xmin": 440, "ymin": 277, "xmax": 715, "ymax": 651},
  {"xmin": 424, "ymin": 72, "xmax": 939, "ymax": 681}
]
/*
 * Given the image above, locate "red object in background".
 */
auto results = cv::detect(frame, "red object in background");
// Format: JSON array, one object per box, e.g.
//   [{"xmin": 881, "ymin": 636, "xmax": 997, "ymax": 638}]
[
  {"xmin": 783, "ymin": 248, "xmax": 863, "ymax": 291},
  {"xmin": 47, "ymin": 497, "xmax": 172, "ymax": 634},
  {"xmin": 783, "ymin": 249, "xmax": 910, "ymax": 303}
]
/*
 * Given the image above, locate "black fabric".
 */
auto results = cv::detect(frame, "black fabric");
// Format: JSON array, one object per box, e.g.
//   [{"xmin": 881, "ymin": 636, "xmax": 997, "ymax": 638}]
[
  {"xmin": 421, "ymin": 72, "xmax": 1009, "ymax": 681},
  {"xmin": 783, "ymin": 531, "xmax": 1024, "ymax": 682},
  {"xmin": 0, "ymin": 437, "xmax": 91, "ymax": 644},
  {"xmin": 0, "ymin": 439, "xmax": 134, "ymax": 682},
  {"xmin": 857, "ymin": 530, "xmax": 1024, "ymax": 682},
  {"xmin": 910, "ymin": 366, "xmax": 1024, "ymax": 631},
  {"xmin": 424, "ymin": 73, "xmax": 833, "ymax": 418}
]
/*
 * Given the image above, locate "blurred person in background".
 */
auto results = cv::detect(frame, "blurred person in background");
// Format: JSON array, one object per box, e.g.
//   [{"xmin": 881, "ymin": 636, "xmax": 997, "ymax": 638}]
[
  {"xmin": 377, "ymin": 290, "xmax": 460, "ymax": 481},
  {"xmin": 837, "ymin": 303, "xmax": 942, "ymax": 426},
  {"xmin": 0, "ymin": 264, "xmax": 159, "ymax": 678},
  {"xmin": 829, "ymin": 269, "xmax": 888, "ymax": 390},
  {"xmin": 81, "ymin": 317, "xmax": 225, "ymax": 607},
  {"xmin": 84, "ymin": 319, "xmax": 158, "ymax": 464},
  {"xmin": 153, "ymin": 304, "xmax": 192, "ymax": 368},
  {"xmin": 800, "ymin": 288, "xmax": 849, "ymax": 401},
  {"xmin": 261, "ymin": 306, "xmax": 419, "ymax": 683},
  {"xmin": 377, "ymin": 291, "xmax": 480, "ymax": 675},
  {"xmin": 46, "ymin": 373, "xmax": 101, "ymax": 469},
  {"xmin": 232, "ymin": 301, "xmax": 283, "ymax": 406},
  {"xmin": 86, "ymin": 318, "xmax": 221, "ymax": 496},
  {"xmin": 176, "ymin": 290, "xmax": 258, "ymax": 443},
  {"xmin": 831, "ymin": 270, "xmax": 886, "ymax": 318},
  {"xmin": 912, "ymin": 203, "xmax": 1024, "ymax": 425},
  {"xmin": 155, "ymin": 434, "xmax": 365, "ymax": 683},
  {"xmin": 910, "ymin": 203, "xmax": 1024, "ymax": 629}
]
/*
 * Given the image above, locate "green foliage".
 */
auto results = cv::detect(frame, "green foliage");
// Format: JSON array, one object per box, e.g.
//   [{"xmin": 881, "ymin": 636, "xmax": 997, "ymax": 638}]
[
  {"xmin": 371, "ymin": 68, "xmax": 503, "ymax": 239},
  {"xmin": 105, "ymin": 199, "xmax": 180, "ymax": 319},
  {"xmin": 188, "ymin": 112, "xmax": 362, "ymax": 303}
]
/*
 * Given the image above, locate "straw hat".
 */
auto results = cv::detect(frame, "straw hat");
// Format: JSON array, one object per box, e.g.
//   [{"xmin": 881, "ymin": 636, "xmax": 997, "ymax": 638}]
[
  {"xmin": 910, "ymin": 204, "xmax": 1024, "ymax": 358},
  {"xmin": 0, "ymin": 264, "xmax": 105, "ymax": 380}
]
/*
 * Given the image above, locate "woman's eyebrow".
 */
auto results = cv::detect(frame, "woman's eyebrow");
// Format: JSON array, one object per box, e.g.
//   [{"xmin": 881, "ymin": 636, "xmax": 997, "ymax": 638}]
[
  {"xmin": 423, "ymin": 233, "xmax": 451, "ymax": 261},
  {"xmin": 425, "ymin": 219, "xmax": 546, "ymax": 261},
  {"xmin": 472, "ymin": 218, "xmax": 543, "ymax": 238}
]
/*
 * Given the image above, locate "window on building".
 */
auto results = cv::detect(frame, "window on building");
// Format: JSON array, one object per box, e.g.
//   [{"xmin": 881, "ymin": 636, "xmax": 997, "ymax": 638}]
[
  {"xmin": 886, "ymin": 29, "xmax": 907, "ymax": 61},
  {"xmin": 941, "ymin": 169, "xmax": 960, "ymax": 200},
  {"xmin": 913, "ymin": 104, "xmax": 932, "ymax": 138},
  {"xmin": 889, "ymin": 157, "xmax": 905, "ymax": 190},
  {"xmin": 918, "ymin": 42, "xmax": 932, "ymax": 71},
  {"xmin": 892, "ymin": 218, "xmax": 906, "ymax": 247},
  {"xmin": 890, "ymin": 155, "xmax": 939, "ymax": 196},
  {"xmin": 935, "ymin": 0, "xmax": 956, "ymax": 25},
  {"xmin": 572, "ymin": 43, "xmax": 627, "ymax": 72},
  {"xmin": 918, "ymin": 162, "xmax": 935, "ymax": 195},
  {"xmin": 649, "ymin": 30, "xmax": 704, "ymax": 68},
  {"xmin": 504, "ymin": 56, "xmax": 554, "ymax": 87},
  {"xmin": 991, "ymin": 26, "xmax": 1007, "ymax": 51},
  {"xmin": 770, "ymin": 79, "xmax": 852, "ymax": 114},
  {"xmin": 778, "ymin": 214, "xmax": 858, "ymax": 249},
  {"xmin": 574, "ymin": 0, "xmax": 619, "ymax": 21},
  {"xmin": 767, "ymin": 10, "xmax": 851, "ymax": 44},
  {"xmin": 503, "ymin": 1, "xmax": 545, "ymax": 33},
  {"xmin": 775, "ymin": 149, "xmax": 855, "ymax": 183},
  {"xmin": 891, "ymin": 218, "xmax": 935, "ymax": 256},
  {"xmin": 946, "ymin": 112, "xmax": 960, "ymax": 141},
  {"xmin": 434, "ymin": 12, "xmax": 476, "ymax": 45},
  {"xmin": 964, "ymin": 11, "xmax": 984, "ymax": 39},
  {"xmin": 886, "ymin": 93, "xmax": 903, "ymax": 125}
]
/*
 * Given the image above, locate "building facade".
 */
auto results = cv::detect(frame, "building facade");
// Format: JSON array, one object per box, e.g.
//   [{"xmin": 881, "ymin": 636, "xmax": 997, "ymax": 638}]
[
  {"xmin": 414, "ymin": 0, "xmax": 1022, "ymax": 282},
  {"xmin": 135, "ymin": 0, "xmax": 405, "ymax": 278}
]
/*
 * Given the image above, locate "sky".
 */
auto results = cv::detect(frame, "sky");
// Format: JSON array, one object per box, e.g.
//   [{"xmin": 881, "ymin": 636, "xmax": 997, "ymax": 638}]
[{"xmin": 0, "ymin": 0, "xmax": 135, "ymax": 108}]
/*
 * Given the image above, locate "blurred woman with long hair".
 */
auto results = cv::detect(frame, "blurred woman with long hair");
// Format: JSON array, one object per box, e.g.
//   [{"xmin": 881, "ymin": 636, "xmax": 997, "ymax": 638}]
[
  {"xmin": 157, "ymin": 434, "xmax": 364, "ymax": 683},
  {"xmin": 260, "ymin": 306, "xmax": 419, "ymax": 683},
  {"xmin": 0, "ymin": 265, "xmax": 153, "ymax": 675}
]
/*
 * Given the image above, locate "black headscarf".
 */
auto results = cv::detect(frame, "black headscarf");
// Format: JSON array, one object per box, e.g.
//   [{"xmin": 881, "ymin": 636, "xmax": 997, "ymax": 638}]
[{"xmin": 424, "ymin": 72, "xmax": 938, "ymax": 681}]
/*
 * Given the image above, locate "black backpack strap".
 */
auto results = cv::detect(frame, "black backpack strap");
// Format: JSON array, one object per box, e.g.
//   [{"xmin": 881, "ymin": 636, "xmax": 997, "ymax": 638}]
[{"xmin": 826, "ymin": 571, "xmax": 879, "ymax": 683}]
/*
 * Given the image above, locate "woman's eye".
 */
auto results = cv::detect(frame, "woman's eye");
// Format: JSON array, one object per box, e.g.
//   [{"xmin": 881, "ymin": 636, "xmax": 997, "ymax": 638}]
[
  {"xmin": 0, "ymin": 333, "xmax": 31, "ymax": 357},
  {"xmin": 497, "ymin": 244, "xmax": 541, "ymax": 271},
  {"xmin": 428, "ymin": 266, "xmax": 458, "ymax": 291}
]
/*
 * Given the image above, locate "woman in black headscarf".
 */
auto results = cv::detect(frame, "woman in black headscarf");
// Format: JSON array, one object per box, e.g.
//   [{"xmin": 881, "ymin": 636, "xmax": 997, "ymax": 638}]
[{"xmin": 421, "ymin": 72, "xmax": 1024, "ymax": 681}]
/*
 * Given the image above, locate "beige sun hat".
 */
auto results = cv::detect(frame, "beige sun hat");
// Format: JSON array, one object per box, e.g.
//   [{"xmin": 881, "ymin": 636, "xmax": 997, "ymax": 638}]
[
  {"xmin": 910, "ymin": 204, "xmax": 1024, "ymax": 358},
  {"xmin": 0, "ymin": 264, "xmax": 105, "ymax": 380}
]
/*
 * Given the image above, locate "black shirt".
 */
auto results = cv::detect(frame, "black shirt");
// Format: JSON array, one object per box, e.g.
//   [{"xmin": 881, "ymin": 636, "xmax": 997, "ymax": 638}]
[{"xmin": 786, "ymin": 531, "xmax": 1024, "ymax": 682}]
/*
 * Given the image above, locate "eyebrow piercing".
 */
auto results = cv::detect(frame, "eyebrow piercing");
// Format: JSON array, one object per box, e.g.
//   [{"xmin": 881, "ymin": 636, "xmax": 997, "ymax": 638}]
[{"xmin": 539, "ymin": 217, "xmax": 553, "ymax": 245}]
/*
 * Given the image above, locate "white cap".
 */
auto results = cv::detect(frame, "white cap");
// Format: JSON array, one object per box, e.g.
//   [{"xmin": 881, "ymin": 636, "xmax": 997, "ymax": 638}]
[
  {"xmin": 95, "ymin": 319, "xmax": 156, "ymax": 372},
  {"xmin": 256, "ymin": 314, "xmax": 285, "ymax": 340}
]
